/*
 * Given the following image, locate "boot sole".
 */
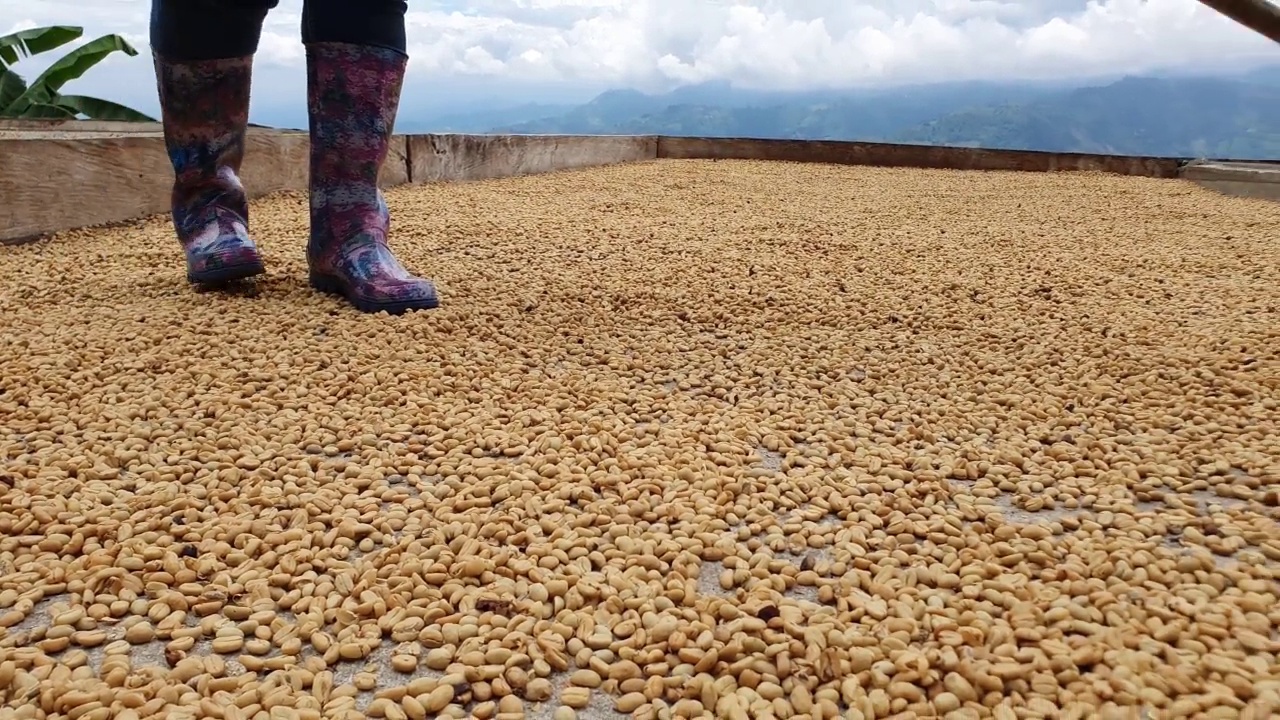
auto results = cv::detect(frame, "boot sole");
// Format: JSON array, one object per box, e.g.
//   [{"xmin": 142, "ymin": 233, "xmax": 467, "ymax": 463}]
[
  {"xmin": 309, "ymin": 272, "xmax": 440, "ymax": 315},
  {"xmin": 187, "ymin": 259, "xmax": 266, "ymax": 286}
]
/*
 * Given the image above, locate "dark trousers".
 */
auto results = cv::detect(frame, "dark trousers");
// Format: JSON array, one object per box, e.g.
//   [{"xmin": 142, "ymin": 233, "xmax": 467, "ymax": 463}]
[{"xmin": 150, "ymin": 0, "xmax": 409, "ymax": 61}]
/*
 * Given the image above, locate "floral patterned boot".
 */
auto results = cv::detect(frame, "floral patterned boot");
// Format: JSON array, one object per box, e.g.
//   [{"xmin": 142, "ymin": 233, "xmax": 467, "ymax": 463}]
[
  {"xmin": 154, "ymin": 53, "xmax": 266, "ymax": 285},
  {"xmin": 305, "ymin": 42, "xmax": 439, "ymax": 314}
]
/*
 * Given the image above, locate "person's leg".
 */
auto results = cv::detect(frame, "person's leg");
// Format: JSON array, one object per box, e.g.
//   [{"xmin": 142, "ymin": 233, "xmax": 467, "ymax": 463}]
[
  {"xmin": 301, "ymin": 0, "xmax": 408, "ymax": 53},
  {"xmin": 301, "ymin": 0, "xmax": 439, "ymax": 314},
  {"xmin": 150, "ymin": 0, "xmax": 278, "ymax": 285}
]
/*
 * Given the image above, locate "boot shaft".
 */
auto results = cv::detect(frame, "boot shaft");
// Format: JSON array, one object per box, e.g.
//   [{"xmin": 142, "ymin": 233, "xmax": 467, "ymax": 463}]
[
  {"xmin": 152, "ymin": 52, "xmax": 263, "ymax": 284},
  {"xmin": 153, "ymin": 53, "xmax": 253, "ymax": 184},
  {"xmin": 303, "ymin": 42, "xmax": 437, "ymax": 314},
  {"xmin": 305, "ymin": 42, "xmax": 407, "ymax": 258},
  {"xmin": 305, "ymin": 42, "xmax": 405, "ymax": 192}
]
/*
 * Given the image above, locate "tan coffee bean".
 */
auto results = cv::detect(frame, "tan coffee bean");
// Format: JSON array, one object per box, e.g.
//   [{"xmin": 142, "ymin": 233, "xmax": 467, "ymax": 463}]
[{"xmin": 1, "ymin": 159, "xmax": 1277, "ymax": 720}]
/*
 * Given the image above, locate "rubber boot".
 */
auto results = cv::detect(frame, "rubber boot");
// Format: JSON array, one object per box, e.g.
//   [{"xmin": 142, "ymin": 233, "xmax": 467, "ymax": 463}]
[
  {"xmin": 153, "ymin": 52, "xmax": 266, "ymax": 285},
  {"xmin": 304, "ymin": 42, "xmax": 439, "ymax": 314}
]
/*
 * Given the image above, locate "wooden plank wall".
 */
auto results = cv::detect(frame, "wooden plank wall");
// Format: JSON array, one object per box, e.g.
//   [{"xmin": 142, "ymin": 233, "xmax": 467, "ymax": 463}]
[
  {"xmin": 9, "ymin": 121, "xmax": 1271, "ymax": 245},
  {"xmin": 0, "ymin": 129, "xmax": 401, "ymax": 245},
  {"xmin": 0, "ymin": 129, "xmax": 651, "ymax": 244},
  {"xmin": 657, "ymin": 136, "xmax": 1185, "ymax": 178}
]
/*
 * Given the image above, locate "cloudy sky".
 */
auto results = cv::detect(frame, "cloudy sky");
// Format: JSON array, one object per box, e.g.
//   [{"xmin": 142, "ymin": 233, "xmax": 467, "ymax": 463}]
[{"xmin": 8, "ymin": 0, "xmax": 1280, "ymax": 123}]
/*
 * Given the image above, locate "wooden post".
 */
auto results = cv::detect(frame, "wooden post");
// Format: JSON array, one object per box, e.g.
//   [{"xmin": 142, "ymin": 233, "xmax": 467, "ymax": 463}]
[{"xmin": 1196, "ymin": 0, "xmax": 1280, "ymax": 44}]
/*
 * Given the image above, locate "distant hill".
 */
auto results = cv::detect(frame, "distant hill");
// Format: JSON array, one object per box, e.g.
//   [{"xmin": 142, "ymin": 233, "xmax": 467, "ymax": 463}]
[
  {"xmin": 895, "ymin": 75, "xmax": 1280, "ymax": 158},
  {"xmin": 495, "ymin": 81, "xmax": 1059, "ymax": 140},
  {"xmin": 395, "ymin": 102, "xmax": 577, "ymax": 134},
  {"xmin": 474, "ymin": 68, "xmax": 1280, "ymax": 159}
]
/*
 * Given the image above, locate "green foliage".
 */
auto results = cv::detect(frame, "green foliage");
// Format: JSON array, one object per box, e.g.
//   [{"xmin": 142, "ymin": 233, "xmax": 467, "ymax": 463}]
[
  {"xmin": 0, "ymin": 25, "xmax": 155, "ymax": 122},
  {"xmin": 0, "ymin": 25, "xmax": 81, "ymax": 66}
]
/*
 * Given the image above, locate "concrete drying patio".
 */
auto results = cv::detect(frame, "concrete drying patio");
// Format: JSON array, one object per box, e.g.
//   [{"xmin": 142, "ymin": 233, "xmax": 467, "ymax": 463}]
[{"xmin": 1, "ymin": 158, "xmax": 1278, "ymax": 720}]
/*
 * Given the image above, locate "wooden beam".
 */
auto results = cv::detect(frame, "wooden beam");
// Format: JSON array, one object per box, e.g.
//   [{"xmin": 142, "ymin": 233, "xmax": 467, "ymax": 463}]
[
  {"xmin": 657, "ymin": 136, "xmax": 1185, "ymax": 178},
  {"xmin": 1197, "ymin": 0, "xmax": 1280, "ymax": 44}
]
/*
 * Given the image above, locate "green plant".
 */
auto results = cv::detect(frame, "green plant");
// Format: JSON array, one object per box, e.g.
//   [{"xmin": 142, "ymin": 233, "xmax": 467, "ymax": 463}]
[{"xmin": 0, "ymin": 25, "xmax": 155, "ymax": 121}]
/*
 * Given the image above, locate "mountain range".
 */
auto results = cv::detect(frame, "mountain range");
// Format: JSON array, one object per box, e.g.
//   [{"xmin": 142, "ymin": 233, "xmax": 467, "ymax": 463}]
[{"xmin": 396, "ymin": 65, "xmax": 1280, "ymax": 160}]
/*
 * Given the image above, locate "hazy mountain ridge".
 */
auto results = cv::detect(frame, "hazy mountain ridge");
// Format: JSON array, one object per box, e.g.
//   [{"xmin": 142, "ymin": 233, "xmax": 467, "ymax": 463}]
[
  {"xmin": 395, "ymin": 102, "xmax": 578, "ymax": 134},
  {"xmin": 492, "ymin": 81, "xmax": 1062, "ymax": 139},
  {"xmin": 448, "ymin": 66, "xmax": 1280, "ymax": 159},
  {"xmin": 896, "ymin": 75, "xmax": 1280, "ymax": 158}
]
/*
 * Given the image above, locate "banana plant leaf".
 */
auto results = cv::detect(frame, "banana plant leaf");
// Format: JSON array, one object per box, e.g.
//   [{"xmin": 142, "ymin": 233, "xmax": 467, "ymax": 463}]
[
  {"xmin": 15, "ymin": 102, "xmax": 76, "ymax": 119},
  {"xmin": 54, "ymin": 93, "xmax": 155, "ymax": 122},
  {"xmin": 0, "ymin": 26, "xmax": 82, "ymax": 68},
  {"xmin": 6, "ymin": 34, "xmax": 139, "ymax": 115},
  {"xmin": 0, "ymin": 68, "xmax": 26, "ymax": 112}
]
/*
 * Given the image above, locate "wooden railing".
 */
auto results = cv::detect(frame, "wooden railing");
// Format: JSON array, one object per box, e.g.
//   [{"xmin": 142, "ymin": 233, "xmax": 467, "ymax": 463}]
[
  {"xmin": 2, "ymin": 126, "xmax": 1276, "ymax": 245},
  {"xmin": 1197, "ymin": 0, "xmax": 1280, "ymax": 44}
]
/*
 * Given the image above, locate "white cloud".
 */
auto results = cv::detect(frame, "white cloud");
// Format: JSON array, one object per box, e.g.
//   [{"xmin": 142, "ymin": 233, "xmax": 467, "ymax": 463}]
[{"xmin": 6, "ymin": 0, "xmax": 1279, "ymax": 108}]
